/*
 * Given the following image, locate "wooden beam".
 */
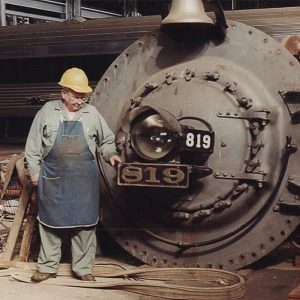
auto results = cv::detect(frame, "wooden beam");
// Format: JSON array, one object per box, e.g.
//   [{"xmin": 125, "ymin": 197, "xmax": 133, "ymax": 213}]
[
  {"xmin": 2, "ymin": 180, "xmax": 33, "ymax": 261},
  {"xmin": 18, "ymin": 189, "xmax": 37, "ymax": 262}
]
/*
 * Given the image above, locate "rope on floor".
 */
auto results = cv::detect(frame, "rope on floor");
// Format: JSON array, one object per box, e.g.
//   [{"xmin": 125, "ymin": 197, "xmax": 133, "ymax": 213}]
[{"xmin": 11, "ymin": 267, "xmax": 245, "ymax": 300}]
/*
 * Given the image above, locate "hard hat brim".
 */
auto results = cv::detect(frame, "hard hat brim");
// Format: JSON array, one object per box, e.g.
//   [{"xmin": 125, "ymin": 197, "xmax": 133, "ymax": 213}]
[{"xmin": 58, "ymin": 82, "xmax": 93, "ymax": 93}]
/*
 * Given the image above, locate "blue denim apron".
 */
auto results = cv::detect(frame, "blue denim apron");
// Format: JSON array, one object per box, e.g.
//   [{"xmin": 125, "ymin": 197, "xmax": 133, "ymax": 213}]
[{"xmin": 38, "ymin": 116, "xmax": 100, "ymax": 228}]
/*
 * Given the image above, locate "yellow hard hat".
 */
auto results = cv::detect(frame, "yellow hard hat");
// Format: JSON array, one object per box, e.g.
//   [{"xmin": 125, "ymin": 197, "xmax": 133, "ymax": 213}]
[{"xmin": 58, "ymin": 67, "xmax": 93, "ymax": 93}]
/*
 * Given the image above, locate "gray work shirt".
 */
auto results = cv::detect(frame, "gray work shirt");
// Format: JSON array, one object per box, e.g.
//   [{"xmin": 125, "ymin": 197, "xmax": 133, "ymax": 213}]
[{"xmin": 25, "ymin": 100, "xmax": 118, "ymax": 177}]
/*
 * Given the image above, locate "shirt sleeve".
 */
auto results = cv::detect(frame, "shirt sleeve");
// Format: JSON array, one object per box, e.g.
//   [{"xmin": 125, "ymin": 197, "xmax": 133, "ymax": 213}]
[
  {"xmin": 25, "ymin": 108, "xmax": 44, "ymax": 177},
  {"xmin": 96, "ymin": 112, "xmax": 119, "ymax": 162}
]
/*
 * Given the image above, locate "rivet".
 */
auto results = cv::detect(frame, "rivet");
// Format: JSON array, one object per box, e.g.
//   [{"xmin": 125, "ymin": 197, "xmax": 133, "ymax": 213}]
[
  {"xmin": 248, "ymin": 30, "xmax": 252, "ymax": 35},
  {"xmin": 264, "ymin": 38, "xmax": 268, "ymax": 43},
  {"xmin": 290, "ymin": 61, "xmax": 295, "ymax": 66}
]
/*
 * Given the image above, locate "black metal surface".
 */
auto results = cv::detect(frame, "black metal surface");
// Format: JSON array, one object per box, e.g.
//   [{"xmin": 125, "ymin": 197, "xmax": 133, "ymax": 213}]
[{"xmin": 92, "ymin": 17, "xmax": 300, "ymax": 270}]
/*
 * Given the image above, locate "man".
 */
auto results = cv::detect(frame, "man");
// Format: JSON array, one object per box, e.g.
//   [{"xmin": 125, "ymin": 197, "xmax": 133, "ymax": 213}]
[{"xmin": 25, "ymin": 67, "xmax": 121, "ymax": 282}]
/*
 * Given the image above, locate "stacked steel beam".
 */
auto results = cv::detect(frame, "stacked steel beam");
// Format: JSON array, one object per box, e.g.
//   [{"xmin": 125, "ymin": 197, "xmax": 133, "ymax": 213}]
[
  {"xmin": 0, "ymin": 7, "xmax": 299, "ymax": 117},
  {"xmin": 0, "ymin": 7, "xmax": 299, "ymax": 60}
]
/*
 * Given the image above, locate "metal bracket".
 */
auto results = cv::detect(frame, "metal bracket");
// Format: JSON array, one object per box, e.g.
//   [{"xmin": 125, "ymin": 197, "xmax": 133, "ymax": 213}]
[
  {"xmin": 183, "ymin": 68, "xmax": 195, "ymax": 81},
  {"xmin": 278, "ymin": 201, "xmax": 300, "ymax": 211},
  {"xmin": 214, "ymin": 171, "xmax": 268, "ymax": 183},
  {"xmin": 288, "ymin": 175, "xmax": 300, "ymax": 194},
  {"xmin": 279, "ymin": 88, "xmax": 300, "ymax": 124}
]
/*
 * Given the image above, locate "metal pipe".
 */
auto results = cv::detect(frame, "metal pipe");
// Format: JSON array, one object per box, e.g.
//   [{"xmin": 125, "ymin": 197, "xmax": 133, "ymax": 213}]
[
  {"xmin": 0, "ymin": 0, "xmax": 6, "ymax": 26},
  {"xmin": 231, "ymin": 0, "xmax": 236, "ymax": 10}
]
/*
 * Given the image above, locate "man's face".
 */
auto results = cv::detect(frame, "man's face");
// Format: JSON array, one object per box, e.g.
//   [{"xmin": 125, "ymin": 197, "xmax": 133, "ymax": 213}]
[{"xmin": 61, "ymin": 88, "xmax": 87, "ymax": 112}]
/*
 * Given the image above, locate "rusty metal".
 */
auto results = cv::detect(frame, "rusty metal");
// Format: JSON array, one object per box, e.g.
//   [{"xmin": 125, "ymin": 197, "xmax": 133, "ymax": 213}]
[
  {"xmin": 92, "ymin": 12, "xmax": 300, "ymax": 270},
  {"xmin": 0, "ymin": 82, "xmax": 96, "ymax": 117},
  {"xmin": 0, "ymin": 15, "xmax": 162, "ymax": 60},
  {"xmin": 281, "ymin": 35, "xmax": 300, "ymax": 57}
]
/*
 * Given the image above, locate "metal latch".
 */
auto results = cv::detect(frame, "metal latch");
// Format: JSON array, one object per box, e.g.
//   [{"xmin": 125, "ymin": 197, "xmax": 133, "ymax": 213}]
[
  {"xmin": 214, "ymin": 171, "xmax": 268, "ymax": 183},
  {"xmin": 217, "ymin": 110, "xmax": 270, "ymax": 125}
]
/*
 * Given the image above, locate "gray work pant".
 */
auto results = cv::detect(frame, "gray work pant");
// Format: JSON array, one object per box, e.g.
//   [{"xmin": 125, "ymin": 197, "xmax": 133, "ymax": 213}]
[{"xmin": 37, "ymin": 223, "xmax": 97, "ymax": 276}]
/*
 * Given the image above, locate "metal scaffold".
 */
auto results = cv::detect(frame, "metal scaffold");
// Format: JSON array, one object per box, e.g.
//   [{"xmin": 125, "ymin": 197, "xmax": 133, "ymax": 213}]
[{"xmin": 0, "ymin": 0, "xmax": 121, "ymax": 26}]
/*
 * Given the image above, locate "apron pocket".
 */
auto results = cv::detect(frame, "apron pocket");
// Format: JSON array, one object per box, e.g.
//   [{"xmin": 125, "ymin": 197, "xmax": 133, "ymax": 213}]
[{"xmin": 42, "ymin": 176, "xmax": 61, "ymax": 198}]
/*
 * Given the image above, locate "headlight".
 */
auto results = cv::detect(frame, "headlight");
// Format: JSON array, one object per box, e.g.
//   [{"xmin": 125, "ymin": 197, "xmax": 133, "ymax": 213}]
[{"xmin": 131, "ymin": 113, "xmax": 177, "ymax": 161}]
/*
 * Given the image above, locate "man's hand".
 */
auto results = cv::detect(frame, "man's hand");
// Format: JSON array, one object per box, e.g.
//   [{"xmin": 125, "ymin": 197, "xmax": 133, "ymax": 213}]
[
  {"xmin": 31, "ymin": 173, "xmax": 39, "ymax": 186},
  {"xmin": 109, "ymin": 155, "xmax": 122, "ymax": 168}
]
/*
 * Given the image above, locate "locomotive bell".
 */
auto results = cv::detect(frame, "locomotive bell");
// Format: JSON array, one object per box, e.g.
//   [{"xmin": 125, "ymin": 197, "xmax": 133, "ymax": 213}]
[{"xmin": 161, "ymin": 0, "xmax": 214, "ymax": 25}]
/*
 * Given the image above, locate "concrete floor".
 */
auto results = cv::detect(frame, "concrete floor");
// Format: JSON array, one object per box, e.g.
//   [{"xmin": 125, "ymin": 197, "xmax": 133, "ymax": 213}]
[
  {"xmin": 0, "ymin": 257, "xmax": 299, "ymax": 300},
  {"xmin": 0, "ymin": 276, "xmax": 145, "ymax": 300}
]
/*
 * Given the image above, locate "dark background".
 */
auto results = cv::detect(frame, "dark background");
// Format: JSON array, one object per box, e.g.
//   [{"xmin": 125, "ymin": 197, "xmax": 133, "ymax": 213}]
[{"xmin": 82, "ymin": 0, "xmax": 300, "ymax": 16}]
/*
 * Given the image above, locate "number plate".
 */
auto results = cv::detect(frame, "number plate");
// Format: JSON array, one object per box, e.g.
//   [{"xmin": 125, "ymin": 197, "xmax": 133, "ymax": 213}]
[
  {"xmin": 118, "ymin": 163, "xmax": 190, "ymax": 189},
  {"xmin": 182, "ymin": 129, "xmax": 214, "ymax": 152}
]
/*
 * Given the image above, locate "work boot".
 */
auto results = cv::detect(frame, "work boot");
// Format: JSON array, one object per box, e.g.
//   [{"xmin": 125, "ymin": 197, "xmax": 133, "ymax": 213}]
[
  {"xmin": 80, "ymin": 274, "xmax": 95, "ymax": 281},
  {"xmin": 31, "ymin": 271, "xmax": 57, "ymax": 282}
]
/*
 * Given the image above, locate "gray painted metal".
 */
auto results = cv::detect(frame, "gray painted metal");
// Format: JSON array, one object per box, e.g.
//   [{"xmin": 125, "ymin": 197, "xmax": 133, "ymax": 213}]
[{"xmin": 91, "ymin": 20, "xmax": 300, "ymax": 270}]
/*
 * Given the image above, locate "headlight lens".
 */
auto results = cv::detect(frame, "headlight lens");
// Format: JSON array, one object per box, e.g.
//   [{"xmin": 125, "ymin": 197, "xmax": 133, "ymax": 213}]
[{"xmin": 131, "ymin": 114, "xmax": 177, "ymax": 160}]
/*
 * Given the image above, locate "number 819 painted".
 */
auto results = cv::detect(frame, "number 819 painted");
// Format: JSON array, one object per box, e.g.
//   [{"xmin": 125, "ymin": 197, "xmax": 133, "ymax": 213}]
[{"xmin": 182, "ymin": 129, "xmax": 214, "ymax": 152}]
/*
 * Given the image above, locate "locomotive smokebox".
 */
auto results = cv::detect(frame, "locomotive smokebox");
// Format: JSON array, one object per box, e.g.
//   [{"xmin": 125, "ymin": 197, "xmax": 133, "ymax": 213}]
[{"xmin": 92, "ymin": 0, "xmax": 300, "ymax": 270}]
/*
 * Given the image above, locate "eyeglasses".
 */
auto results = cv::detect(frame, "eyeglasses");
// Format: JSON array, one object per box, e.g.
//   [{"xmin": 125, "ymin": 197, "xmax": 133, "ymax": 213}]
[{"xmin": 67, "ymin": 90, "xmax": 90, "ymax": 103}]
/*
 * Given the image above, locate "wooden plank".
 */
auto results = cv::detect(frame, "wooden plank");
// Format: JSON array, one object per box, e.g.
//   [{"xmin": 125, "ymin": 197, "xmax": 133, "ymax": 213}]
[
  {"xmin": 289, "ymin": 284, "xmax": 300, "ymax": 299},
  {"xmin": 18, "ymin": 189, "xmax": 37, "ymax": 262},
  {"xmin": 2, "ymin": 181, "xmax": 33, "ymax": 261}
]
